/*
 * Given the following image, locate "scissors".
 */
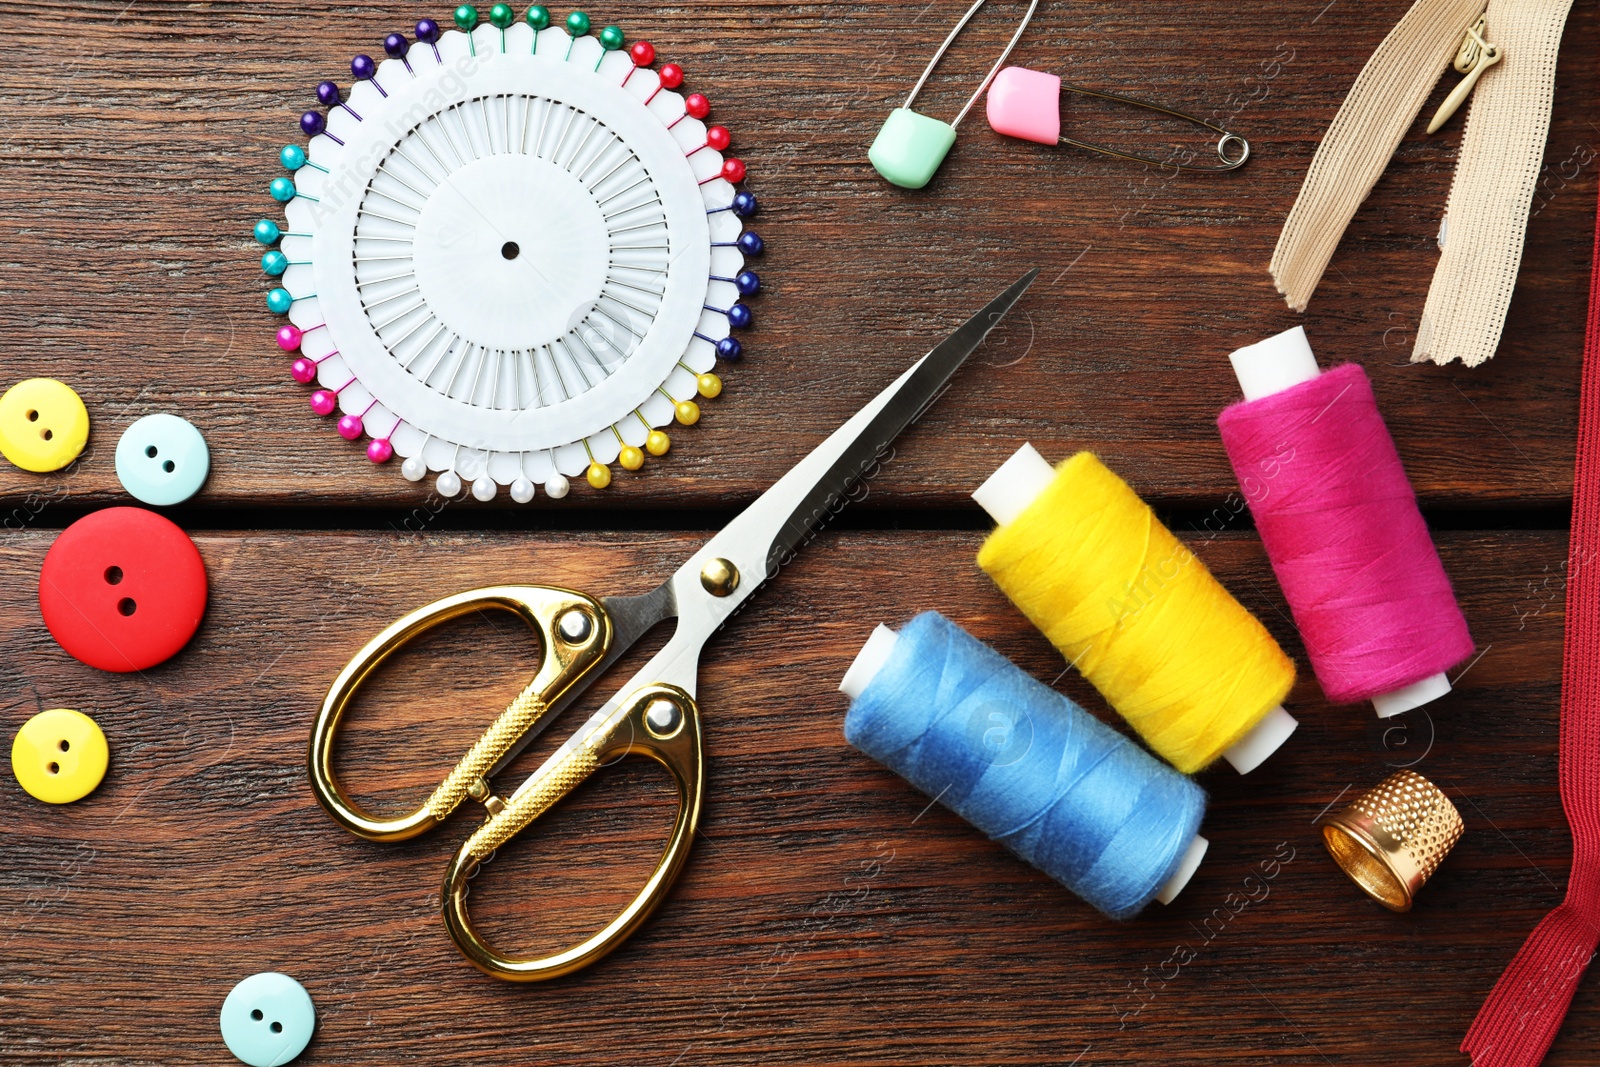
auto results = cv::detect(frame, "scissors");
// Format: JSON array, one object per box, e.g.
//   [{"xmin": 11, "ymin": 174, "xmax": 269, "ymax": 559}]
[{"xmin": 308, "ymin": 269, "xmax": 1038, "ymax": 981}]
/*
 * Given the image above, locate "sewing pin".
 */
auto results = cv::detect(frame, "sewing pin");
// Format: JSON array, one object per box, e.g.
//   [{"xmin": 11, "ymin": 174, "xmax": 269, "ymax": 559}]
[
  {"xmin": 644, "ymin": 63, "xmax": 683, "ymax": 105},
  {"xmin": 351, "ymin": 55, "xmax": 387, "ymax": 98},
  {"xmin": 310, "ymin": 375, "xmax": 357, "ymax": 417},
  {"xmin": 385, "ymin": 33, "xmax": 415, "ymax": 75},
  {"xmin": 368, "ymin": 418, "xmax": 403, "ymax": 464},
  {"xmin": 280, "ymin": 145, "xmax": 329, "ymax": 174},
  {"xmin": 455, "ymin": 6, "xmax": 480, "ymax": 55},
  {"xmin": 254, "ymin": 220, "xmax": 312, "ymax": 246},
  {"xmin": 489, "ymin": 4, "xmax": 516, "ymax": 51},
  {"xmin": 527, "ymin": 6, "xmax": 550, "ymax": 51},
  {"xmin": 624, "ymin": 40, "xmax": 654, "ymax": 85},
  {"xmin": 711, "ymin": 271, "xmax": 761, "ymax": 297},
  {"xmin": 708, "ymin": 191, "xmax": 759, "ymax": 218},
  {"xmin": 597, "ymin": 24, "xmax": 625, "ymax": 71},
  {"xmin": 300, "ymin": 111, "xmax": 344, "ymax": 146},
  {"xmin": 564, "ymin": 10, "xmax": 591, "ymax": 60},
  {"xmin": 317, "ymin": 82, "xmax": 362, "ymax": 122},
  {"xmin": 713, "ymin": 231, "xmax": 764, "ymax": 256},
  {"xmin": 416, "ymin": 19, "xmax": 443, "ymax": 61}
]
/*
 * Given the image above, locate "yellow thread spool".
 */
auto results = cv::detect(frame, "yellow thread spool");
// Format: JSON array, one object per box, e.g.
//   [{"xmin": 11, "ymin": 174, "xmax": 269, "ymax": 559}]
[{"xmin": 975, "ymin": 445, "xmax": 1296, "ymax": 774}]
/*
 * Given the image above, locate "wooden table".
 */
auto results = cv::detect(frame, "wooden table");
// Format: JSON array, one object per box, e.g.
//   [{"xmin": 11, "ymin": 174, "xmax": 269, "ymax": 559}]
[{"xmin": 1, "ymin": 2, "xmax": 1595, "ymax": 1063}]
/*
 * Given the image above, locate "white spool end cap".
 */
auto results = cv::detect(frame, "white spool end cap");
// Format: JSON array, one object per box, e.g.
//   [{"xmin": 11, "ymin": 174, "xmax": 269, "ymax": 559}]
[
  {"xmin": 973, "ymin": 442, "xmax": 1055, "ymax": 527},
  {"xmin": 839, "ymin": 625, "xmax": 900, "ymax": 699},
  {"xmin": 1156, "ymin": 834, "xmax": 1209, "ymax": 905},
  {"xmin": 1220, "ymin": 704, "xmax": 1299, "ymax": 774},
  {"xmin": 1230, "ymin": 326, "xmax": 1322, "ymax": 402},
  {"xmin": 1370, "ymin": 671, "xmax": 1452, "ymax": 719}
]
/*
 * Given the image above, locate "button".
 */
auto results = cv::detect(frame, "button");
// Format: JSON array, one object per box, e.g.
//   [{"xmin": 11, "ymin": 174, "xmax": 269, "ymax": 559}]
[
  {"xmin": 0, "ymin": 379, "xmax": 90, "ymax": 473},
  {"xmin": 11, "ymin": 709, "xmax": 108, "ymax": 804},
  {"xmin": 220, "ymin": 972, "xmax": 315, "ymax": 1067},
  {"xmin": 115, "ymin": 414, "xmax": 210, "ymax": 505},
  {"xmin": 40, "ymin": 507, "xmax": 208, "ymax": 673}
]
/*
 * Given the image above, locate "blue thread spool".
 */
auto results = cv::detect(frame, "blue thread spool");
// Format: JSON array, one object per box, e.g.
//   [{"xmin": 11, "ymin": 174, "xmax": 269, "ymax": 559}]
[{"xmin": 839, "ymin": 611, "xmax": 1208, "ymax": 919}]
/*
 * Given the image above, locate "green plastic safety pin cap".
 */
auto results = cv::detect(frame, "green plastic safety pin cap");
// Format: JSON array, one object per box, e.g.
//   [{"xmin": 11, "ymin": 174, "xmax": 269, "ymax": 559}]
[
  {"xmin": 869, "ymin": 110, "xmax": 959, "ymax": 190},
  {"xmin": 868, "ymin": 0, "xmax": 1040, "ymax": 190}
]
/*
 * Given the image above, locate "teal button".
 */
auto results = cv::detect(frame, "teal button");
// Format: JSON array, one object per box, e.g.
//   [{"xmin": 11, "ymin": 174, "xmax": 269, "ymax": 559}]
[
  {"xmin": 114, "ymin": 414, "xmax": 210, "ymax": 506},
  {"xmin": 868, "ymin": 108, "xmax": 958, "ymax": 190},
  {"xmin": 220, "ymin": 972, "xmax": 315, "ymax": 1067}
]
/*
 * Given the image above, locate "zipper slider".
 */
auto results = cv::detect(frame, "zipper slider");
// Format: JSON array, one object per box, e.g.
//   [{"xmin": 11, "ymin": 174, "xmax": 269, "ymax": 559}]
[{"xmin": 1427, "ymin": 17, "xmax": 1502, "ymax": 133}]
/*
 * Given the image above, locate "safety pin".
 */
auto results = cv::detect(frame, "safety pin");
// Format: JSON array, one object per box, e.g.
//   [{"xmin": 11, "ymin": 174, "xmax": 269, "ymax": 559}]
[
  {"xmin": 868, "ymin": 0, "xmax": 1041, "ymax": 189},
  {"xmin": 986, "ymin": 66, "xmax": 1250, "ymax": 173}
]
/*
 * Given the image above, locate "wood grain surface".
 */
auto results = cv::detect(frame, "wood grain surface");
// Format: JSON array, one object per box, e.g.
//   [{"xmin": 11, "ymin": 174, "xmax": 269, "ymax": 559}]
[
  {"xmin": 0, "ymin": 0, "xmax": 1593, "ymax": 513},
  {"xmin": 0, "ymin": 528, "xmax": 1588, "ymax": 1066},
  {"xmin": 1, "ymin": 1, "xmax": 1596, "ymax": 1065}
]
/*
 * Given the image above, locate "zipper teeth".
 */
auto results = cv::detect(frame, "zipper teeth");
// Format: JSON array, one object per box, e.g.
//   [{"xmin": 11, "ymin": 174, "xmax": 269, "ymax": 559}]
[{"xmin": 1269, "ymin": 0, "xmax": 1488, "ymax": 313}]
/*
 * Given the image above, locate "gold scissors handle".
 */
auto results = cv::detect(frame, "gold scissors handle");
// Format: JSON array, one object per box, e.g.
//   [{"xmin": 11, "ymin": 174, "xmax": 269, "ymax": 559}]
[
  {"xmin": 309, "ymin": 272, "xmax": 1038, "ymax": 982},
  {"xmin": 308, "ymin": 585, "xmax": 612, "ymax": 842},
  {"xmin": 442, "ymin": 682, "xmax": 703, "ymax": 981}
]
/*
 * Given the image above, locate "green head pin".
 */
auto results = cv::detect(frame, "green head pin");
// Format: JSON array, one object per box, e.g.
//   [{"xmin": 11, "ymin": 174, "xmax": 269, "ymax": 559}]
[{"xmin": 869, "ymin": 0, "xmax": 1040, "ymax": 190}]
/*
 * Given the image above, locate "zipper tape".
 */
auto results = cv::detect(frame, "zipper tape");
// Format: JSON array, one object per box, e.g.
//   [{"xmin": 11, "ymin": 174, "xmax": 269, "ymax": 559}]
[
  {"xmin": 1414, "ymin": 0, "xmax": 1576, "ymax": 367},
  {"xmin": 1269, "ymin": 0, "xmax": 1488, "ymax": 313}
]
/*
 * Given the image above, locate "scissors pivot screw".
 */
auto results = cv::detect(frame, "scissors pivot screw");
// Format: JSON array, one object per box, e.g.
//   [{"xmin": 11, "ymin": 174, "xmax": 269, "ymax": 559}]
[
  {"xmin": 644, "ymin": 698, "xmax": 684, "ymax": 739},
  {"xmin": 557, "ymin": 609, "xmax": 594, "ymax": 643},
  {"xmin": 700, "ymin": 558, "xmax": 740, "ymax": 598}
]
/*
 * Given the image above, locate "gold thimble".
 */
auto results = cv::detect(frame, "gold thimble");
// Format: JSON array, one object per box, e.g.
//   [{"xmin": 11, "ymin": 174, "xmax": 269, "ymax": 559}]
[{"xmin": 1320, "ymin": 769, "xmax": 1463, "ymax": 912}]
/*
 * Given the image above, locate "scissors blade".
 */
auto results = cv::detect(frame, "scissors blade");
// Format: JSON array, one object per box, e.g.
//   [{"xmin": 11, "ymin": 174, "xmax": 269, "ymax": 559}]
[
  {"xmin": 487, "ymin": 270, "xmax": 1035, "ymax": 780},
  {"xmin": 617, "ymin": 269, "xmax": 1037, "ymax": 684},
  {"xmin": 758, "ymin": 268, "xmax": 1038, "ymax": 577}
]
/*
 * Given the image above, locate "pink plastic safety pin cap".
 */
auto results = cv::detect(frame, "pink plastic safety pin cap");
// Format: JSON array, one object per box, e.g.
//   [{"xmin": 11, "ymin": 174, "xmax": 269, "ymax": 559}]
[{"xmin": 986, "ymin": 66, "xmax": 1061, "ymax": 145}]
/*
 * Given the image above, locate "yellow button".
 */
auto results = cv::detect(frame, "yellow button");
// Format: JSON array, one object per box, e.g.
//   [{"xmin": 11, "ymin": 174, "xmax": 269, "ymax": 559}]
[
  {"xmin": 0, "ymin": 379, "xmax": 90, "ymax": 473},
  {"xmin": 11, "ymin": 709, "xmax": 108, "ymax": 804}
]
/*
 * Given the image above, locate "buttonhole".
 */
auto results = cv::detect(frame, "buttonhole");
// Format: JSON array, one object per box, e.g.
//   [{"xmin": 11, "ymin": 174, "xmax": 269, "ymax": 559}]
[
  {"xmin": 251, "ymin": 1009, "xmax": 263, "ymax": 1021},
  {"xmin": 58, "ymin": 740, "xmax": 69, "ymax": 752},
  {"xmin": 501, "ymin": 241, "xmax": 520, "ymax": 260},
  {"xmin": 47, "ymin": 762, "xmax": 58, "ymax": 774},
  {"xmin": 41, "ymin": 429, "xmax": 52, "ymax": 441},
  {"xmin": 163, "ymin": 461, "xmax": 175, "ymax": 473},
  {"xmin": 105, "ymin": 566, "xmax": 123, "ymax": 585},
  {"xmin": 117, "ymin": 598, "xmax": 137, "ymax": 617},
  {"xmin": 145, "ymin": 446, "xmax": 157, "ymax": 458},
  {"xmin": 270, "ymin": 1022, "xmax": 283, "ymax": 1034},
  {"xmin": 26, "ymin": 410, "xmax": 38, "ymax": 422}
]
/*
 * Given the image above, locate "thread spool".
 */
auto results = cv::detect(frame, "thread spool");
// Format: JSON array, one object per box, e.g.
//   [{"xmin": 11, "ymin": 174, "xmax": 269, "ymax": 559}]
[
  {"xmin": 1217, "ymin": 327, "xmax": 1473, "ymax": 716},
  {"xmin": 973, "ymin": 445, "xmax": 1298, "ymax": 775},
  {"xmin": 839, "ymin": 612, "xmax": 1208, "ymax": 919}
]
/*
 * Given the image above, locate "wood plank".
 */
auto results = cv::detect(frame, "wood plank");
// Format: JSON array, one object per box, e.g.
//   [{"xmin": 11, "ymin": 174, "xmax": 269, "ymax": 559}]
[
  {"xmin": 0, "ymin": 0, "xmax": 1592, "ymax": 512},
  {"xmin": 0, "ymin": 526, "xmax": 1586, "ymax": 1064}
]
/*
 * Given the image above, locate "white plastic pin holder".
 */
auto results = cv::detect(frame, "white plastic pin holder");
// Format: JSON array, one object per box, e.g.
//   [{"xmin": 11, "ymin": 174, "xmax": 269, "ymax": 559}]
[
  {"xmin": 971, "ymin": 443, "xmax": 1299, "ymax": 775},
  {"xmin": 1228, "ymin": 326, "xmax": 1453, "ymax": 719},
  {"xmin": 839, "ymin": 625, "xmax": 1208, "ymax": 905},
  {"xmin": 256, "ymin": 11, "xmax": 764, "ymax": 500}
]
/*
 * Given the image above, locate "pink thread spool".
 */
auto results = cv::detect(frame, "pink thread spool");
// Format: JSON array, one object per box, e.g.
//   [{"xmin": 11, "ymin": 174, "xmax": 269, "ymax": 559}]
[{"xmin": 1216, "ymin": 327, "xmax": 1473, "ymax": 717}]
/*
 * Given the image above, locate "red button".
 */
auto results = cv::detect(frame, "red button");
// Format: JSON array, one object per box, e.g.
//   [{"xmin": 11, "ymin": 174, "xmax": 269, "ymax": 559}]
[{"xmin": 39, "ymin": 507, "xmax": 208, "ymax": 673}]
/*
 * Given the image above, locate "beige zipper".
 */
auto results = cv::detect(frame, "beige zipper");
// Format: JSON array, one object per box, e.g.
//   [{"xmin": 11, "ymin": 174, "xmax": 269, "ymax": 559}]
[
  {"xmin": 1270, "ymin": 0, "xmax": 1573, "ymax": 368},
  {"xmin": 1414, "ymin": 0, "xmax": 1576, "ymax": 366},
  {"xmin": 1270, "ymin": 0, "xmax": 1487, "ymax": 313}
]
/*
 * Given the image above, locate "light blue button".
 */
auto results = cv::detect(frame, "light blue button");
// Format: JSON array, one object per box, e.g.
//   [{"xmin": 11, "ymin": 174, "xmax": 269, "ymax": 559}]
[
  {"xmin": 220, "ymin": 972, "xmax": 315, "ymax": 1067},
  {"xmin": 115, "ymin": 414, "xmax": 210, "ymax": 506}
]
